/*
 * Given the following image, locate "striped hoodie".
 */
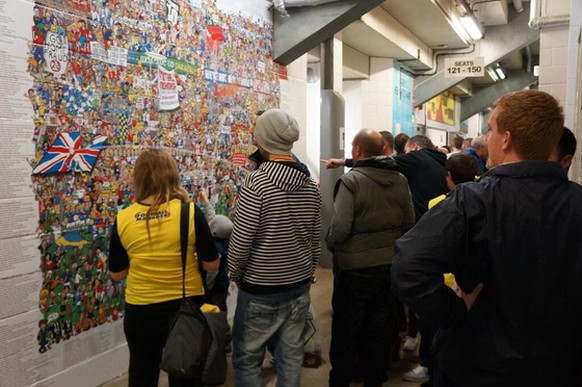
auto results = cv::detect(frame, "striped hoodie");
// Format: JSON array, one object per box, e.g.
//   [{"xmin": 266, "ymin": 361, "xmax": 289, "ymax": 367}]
[{"xmin": 228, "ymin": 160, "xmax": 321, "ymax": 294}]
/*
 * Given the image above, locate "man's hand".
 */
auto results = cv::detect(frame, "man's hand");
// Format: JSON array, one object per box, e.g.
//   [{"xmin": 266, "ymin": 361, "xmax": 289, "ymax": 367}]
[
  {"xmin": 452, "ymin": 282, "xmax": 484, "ymax": 312},
  {"xmin": 321, "ymin": 158, "xmax": 345, "ymax": 169},
  {"xmin": 199, "ymin": 189, "xmax": 209, "ymax": 203}
]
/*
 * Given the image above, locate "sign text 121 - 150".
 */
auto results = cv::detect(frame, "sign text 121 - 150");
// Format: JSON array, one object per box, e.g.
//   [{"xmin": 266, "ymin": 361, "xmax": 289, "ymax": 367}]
[{"xmin": 444, "ymin": 57, "xmax": 485, "ymax": 78}]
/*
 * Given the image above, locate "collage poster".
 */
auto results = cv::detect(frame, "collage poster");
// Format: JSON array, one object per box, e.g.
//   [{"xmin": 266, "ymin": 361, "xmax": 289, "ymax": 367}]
[
  {"xmin": 427, "ymin": 90, "xmax": 456, "ymax": 126},
  {"xmin": 392, "ymin": 59, "xmax": 415, "ymax": 135},
  {"xmin": 0, "ymin": 0, "xmax": 279, "ymax": 384}
]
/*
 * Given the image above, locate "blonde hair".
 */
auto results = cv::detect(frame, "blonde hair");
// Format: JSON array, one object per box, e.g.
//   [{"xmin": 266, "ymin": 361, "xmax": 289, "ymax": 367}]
[
  {"xmin": 133, "ymin": 149, "xmax": 189, "ymax": 239},
  {"xmin": 494, "ymin": 90, "xmax": 563, "ymax": 160}
]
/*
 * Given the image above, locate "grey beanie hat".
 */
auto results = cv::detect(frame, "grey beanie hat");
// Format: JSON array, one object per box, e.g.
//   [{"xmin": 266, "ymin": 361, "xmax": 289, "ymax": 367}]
[
  {"xmin": 209, "ymin": 214, "xmax": 234, "ymax": 240},
  {"xmin": 253, "ymin": 109, "xmax": 299, "ymax": 155}
]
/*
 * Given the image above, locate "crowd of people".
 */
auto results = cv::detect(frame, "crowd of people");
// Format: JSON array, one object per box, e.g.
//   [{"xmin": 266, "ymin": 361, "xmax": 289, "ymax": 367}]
[
  {"xmin": 108, "ymin": 89, "xmax": 582, "ymax": 387},
  {"xmin": 323, "ymin": 90, "xmax": 581, "ymax": 387}
]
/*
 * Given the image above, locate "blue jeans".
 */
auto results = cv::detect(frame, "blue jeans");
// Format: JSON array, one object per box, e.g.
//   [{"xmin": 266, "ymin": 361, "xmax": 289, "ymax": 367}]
[{"xmin": 232, "ymin": 283, "xmax": 311, "ymax": 387}]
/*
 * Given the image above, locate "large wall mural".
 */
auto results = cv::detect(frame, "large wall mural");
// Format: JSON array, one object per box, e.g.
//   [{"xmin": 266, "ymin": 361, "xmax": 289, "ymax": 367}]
[{"xmin": 27, "ymin": 0, "xmax": 281, "ymax": 354}]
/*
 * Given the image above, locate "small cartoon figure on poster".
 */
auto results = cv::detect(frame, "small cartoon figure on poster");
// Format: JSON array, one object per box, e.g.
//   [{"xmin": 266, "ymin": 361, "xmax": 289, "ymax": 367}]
[
  {"xmin": 37, "ymin": 319, "xmax": 49, "ymax": 353},
  {"xmin": 50, "ymin": 320, "xmax": 62, "ymax": 344},
  {"xmin": 63, "ymin": 319, "xmax": 73, "ymax": 339}
]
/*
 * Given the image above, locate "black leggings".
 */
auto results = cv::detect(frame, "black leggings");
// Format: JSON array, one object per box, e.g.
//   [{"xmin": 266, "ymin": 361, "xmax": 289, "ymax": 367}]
[{"xmin": 123, "ymin": 297, "xmax": 204, "ymax": 387}]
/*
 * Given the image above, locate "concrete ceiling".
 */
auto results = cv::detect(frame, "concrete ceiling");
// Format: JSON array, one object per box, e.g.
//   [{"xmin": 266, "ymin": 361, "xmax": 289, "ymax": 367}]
[
  {"xmin": 273, "ymin": 0, "xmax": 538, "ymax": 114},
  {"xmin": 340, "ymin": 0, "xmax": 538, "ymax": 98},
  {"xmin": 342, "ymin": 0, "xmax": 469, "ymax": 66},
  {"xmin": 379, "ymin": 0, "xmax": 467, "ymax": 50}
]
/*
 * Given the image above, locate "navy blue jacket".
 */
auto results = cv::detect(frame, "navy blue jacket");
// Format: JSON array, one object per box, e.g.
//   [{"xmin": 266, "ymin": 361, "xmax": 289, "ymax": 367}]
[
  {"xmin": 392, "ymin": 161, "xmax": 582, "ymax": 386},
  {"xmin": 394, "ymin": 148, "xmax": 448, "ymax": 221}
]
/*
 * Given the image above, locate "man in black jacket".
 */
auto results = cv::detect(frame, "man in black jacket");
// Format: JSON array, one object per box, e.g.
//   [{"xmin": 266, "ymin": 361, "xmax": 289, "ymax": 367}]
[
  {"xmin": 392, "ymin": 90, "xmax": 582, "ymax": 387},
  {"xmin": 396, "ymin": 135, "xmax": 447, "ymax": 221}
]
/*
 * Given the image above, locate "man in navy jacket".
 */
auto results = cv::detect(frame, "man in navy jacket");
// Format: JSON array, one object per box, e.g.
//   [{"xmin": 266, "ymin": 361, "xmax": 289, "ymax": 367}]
[{"xmin": 392, "ymin": 90, "xmax": 582, "ymax": 387}]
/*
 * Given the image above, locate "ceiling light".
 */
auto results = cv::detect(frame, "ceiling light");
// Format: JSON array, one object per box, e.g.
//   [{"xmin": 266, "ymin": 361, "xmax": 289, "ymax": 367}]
[
  {"xmin": 451, "ymin": 17, "xmax": 471, "ymax": 43},
  {"xmin": 487, "ymin": 67, "xmax": 499, "ymax": 82},
  {"xmin": 533, "ymin": 65, "xmax": 540, "ymax": 76},
  {"xmin": 495, "ymin": 64, "xmax": 507, "ymax": 80},
  {"xmin": 460, "ymin": 15, "xmax": 484, "ymax": 40}
]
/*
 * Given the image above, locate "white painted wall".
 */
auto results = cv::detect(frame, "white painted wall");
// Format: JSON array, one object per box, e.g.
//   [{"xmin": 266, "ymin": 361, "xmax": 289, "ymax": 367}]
[
  {"xmin": 537, "ymin": 0, "xmax": 581, "ymax": 182},
  {"xmin": 343, "ymin": 45, "xmax": 369, "ymax": 79},
  {"xmin": 537, "ymin": 0, "xmax": 572, "ymax": 107},
  {"xmin": 565, "ymin": 0, "xmax": 582, "ymax": 129},
  {"xmin": 426, "ymin": 128, "xmax": 449, "ymax": 147},
  {"xmin": 566, "ymin": 0, "xmax": 582, "ymax": 183},
  {"xmin": 305, "ymin": 75, "xmax": 321, "ymax": 181},
  {"xmin": 467, "ymin": 114, "xmax": 481, "ymax": 138},
  {"xmin": 341, "ymin": 57, "xmax": 394, "ymax": 159},
  {"xmin": 333, "ymin": 33, "xmax": 344, "ymax": 94},
  {"xmin": 361, "ymin": 58, "xmax": 394, "ymax": 131},
  {"xmin": 280, "ymin": 55, "xmax": 311, "ymax": 171},
  {"xmin": 343, "ymin": 80, "xmax": 362, "ymax": 159},
  {"xmin": 543, "ymin": 0, "xmax": 571, "ymax": 17},
  {"xmin": 538, "ymin": 28, "xmax": 569, "ymax": 104}
]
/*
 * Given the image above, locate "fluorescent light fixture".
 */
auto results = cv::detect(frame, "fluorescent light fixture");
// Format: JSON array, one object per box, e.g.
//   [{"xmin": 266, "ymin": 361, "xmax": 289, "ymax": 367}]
[
  {"xmin": 460, "ymin": 15, "xmax": 484, "ymax": 40},
  {"xmin": 451, "ymin": 16, "xmax": 471, "ymax": 43},
  {"xmin": 487, "ymin": 67, "xmax": 499, "ymax": 82},
  {"xmin": 533, "ymin": 65, "xmax": 540, "ymax": 76},
  {"xmin": 495, "ymin": 65, "xmax": 507, "ymax": 80},
  {"xmin": 457, "ymin": 1, "xmax": 470, "ymax": 15}
]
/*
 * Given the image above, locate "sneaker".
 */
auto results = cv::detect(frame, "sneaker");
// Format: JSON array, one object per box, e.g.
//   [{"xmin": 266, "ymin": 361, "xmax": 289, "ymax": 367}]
[
  {"xmin": 403, "ymin": 365, "xmax": 429, "ymax": 382},
  {"xmin": 403, "ymin": 335, "xmax": 419, "ymax": 352}
]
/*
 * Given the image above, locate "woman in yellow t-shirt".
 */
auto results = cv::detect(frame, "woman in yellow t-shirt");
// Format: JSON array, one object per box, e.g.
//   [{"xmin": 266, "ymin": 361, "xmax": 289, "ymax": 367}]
[{"xmin": 108, "ymin": 149, "xmax": 219, "ymax": 387}]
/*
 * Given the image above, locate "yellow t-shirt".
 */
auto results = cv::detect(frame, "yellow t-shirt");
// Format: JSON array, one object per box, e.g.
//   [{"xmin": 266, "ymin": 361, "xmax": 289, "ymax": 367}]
[
  {"xmin": 116, "ymin": 199, "xmax": 204, "ymax": 305},
  {"xmin": 428, "ymin": 194, "xmax": 456, "ymax": 288}
]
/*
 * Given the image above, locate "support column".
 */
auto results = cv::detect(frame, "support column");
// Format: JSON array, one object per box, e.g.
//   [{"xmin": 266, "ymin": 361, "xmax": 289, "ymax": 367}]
[{"xmin": 319, "ymin": 34, "xmax": 345, "ymax": 268}]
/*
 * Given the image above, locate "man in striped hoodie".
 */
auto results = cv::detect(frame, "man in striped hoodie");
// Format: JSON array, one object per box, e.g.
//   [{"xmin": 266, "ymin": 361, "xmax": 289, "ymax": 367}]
[{"xmin": 228, "ymin": 109, "xmax": 322, "ymax": 387}]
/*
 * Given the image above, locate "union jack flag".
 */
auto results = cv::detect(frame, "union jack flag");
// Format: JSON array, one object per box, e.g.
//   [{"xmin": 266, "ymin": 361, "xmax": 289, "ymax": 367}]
[{"xmin": 33, "ymin": 132, "xmax": 107, "ymax": 174}]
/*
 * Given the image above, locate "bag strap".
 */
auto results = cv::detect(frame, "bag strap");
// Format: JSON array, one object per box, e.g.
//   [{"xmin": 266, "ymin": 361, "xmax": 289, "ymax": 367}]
[
  {"xmin": 180, "ymin": 201, "xmax": 190, "ymax": 299},
  {"xmin": 180, "ymin": 201, "xmax": 210, "ymax": 299}
]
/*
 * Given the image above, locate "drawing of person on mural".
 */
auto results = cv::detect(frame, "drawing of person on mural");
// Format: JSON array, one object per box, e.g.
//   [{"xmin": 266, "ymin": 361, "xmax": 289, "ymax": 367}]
[{"xmin": 37, "ymin": 320, "xmax": 49, "ymax": 353}]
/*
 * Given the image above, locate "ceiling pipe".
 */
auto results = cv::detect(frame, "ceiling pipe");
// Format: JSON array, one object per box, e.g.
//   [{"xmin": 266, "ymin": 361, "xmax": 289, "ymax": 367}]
[
  {"xmin": 529, "ymin": 0, "xmax": 569, "ymax": 30},
  {"xmin": 524, "ymin": 44, "xmax": 532, "ymax": 73},
  {"xmin": 283, "ymin": 0, "xmax": 341, "ymax": 7},
  {"xmin": 454, "ymin": 0, "xmax": 471, "ymax": 15},
  {"xmin": 512, "ymin": 0, "xmax": 523, "ymax": 13}
]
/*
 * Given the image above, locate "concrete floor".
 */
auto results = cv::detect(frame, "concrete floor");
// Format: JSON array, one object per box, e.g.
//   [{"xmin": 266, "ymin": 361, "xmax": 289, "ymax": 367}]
[{"xmin": 101, "ymin": 267, "xmax": 422, "ymax": 387}]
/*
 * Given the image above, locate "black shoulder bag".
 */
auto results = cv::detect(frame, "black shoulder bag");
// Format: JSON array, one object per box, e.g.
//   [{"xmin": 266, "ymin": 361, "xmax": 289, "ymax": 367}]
[{"xmin": 160, "ymin": 202, "xmax": 227, "ymax": 385}]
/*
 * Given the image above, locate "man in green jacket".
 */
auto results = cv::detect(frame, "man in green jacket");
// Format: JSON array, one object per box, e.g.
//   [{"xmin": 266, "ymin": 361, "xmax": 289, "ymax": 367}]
[{"xmin": 326, "ymin": 129, "xmax": 414, "ymax": 387}]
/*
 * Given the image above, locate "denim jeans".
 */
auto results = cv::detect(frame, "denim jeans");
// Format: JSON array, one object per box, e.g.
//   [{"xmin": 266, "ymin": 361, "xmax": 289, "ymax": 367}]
[
  {"xmin": 232, "ymin": 283, "xmax": 311, "ymax": 387},
  {"xmin": 329, "ymin": 265, "xmax": 395, "ymax": 387}
]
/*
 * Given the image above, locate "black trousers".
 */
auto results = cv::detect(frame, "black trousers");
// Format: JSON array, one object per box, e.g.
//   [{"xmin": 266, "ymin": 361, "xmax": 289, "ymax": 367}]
[
  {"xmin": 329, "ymin": 265, "xmax": 396, "ymax": 387},
  {"xmin": 123, "ymin": 297, "xmax": 204, "ymax": 387}
]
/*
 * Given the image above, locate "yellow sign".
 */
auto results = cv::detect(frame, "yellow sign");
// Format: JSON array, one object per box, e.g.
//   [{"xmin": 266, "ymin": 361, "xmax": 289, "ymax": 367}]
[{"xmin": 427, "ymin": 91, "xmax": 455, "ymax": 126}]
